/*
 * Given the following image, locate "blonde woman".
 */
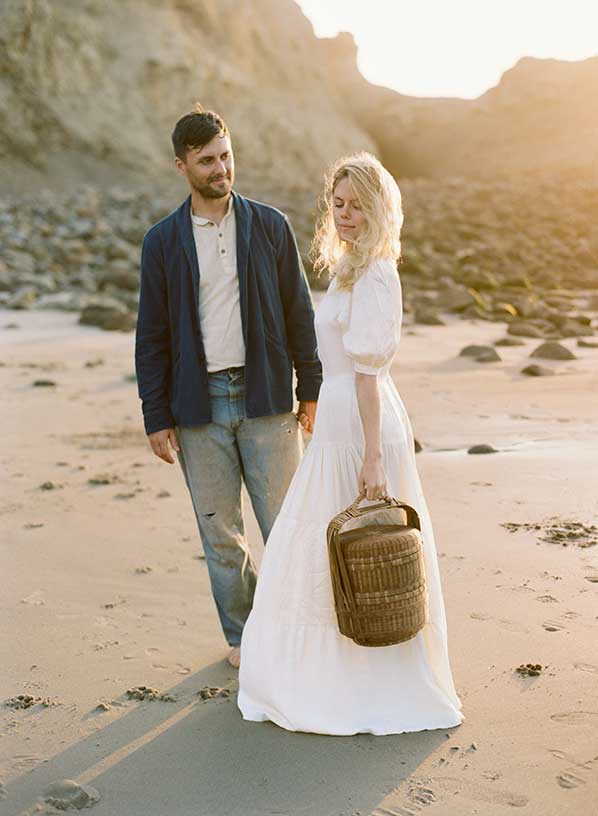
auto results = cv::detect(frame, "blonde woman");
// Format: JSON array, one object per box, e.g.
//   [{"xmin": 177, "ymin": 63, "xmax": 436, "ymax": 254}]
[{"xmin": 238, "ymin": 153, "xmax": 463, "ymax": 735}]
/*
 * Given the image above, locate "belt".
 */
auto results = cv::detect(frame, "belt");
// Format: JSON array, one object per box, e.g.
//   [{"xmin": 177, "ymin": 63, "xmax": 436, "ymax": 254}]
[{"xmin": 209, "ymin": 365, "xmax": 244, "ymax": 376}]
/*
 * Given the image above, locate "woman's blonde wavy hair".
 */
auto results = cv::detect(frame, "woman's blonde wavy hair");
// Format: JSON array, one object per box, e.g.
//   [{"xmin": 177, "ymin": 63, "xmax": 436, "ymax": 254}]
[{"xmin": 311, "ymin": 152, "xmax": 404, "ymax": 291}]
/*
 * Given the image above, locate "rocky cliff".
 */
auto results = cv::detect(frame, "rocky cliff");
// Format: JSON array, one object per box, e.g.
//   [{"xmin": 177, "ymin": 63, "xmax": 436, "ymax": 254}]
[
  {"xmin": 0, "ymin": 0, "xmax": 376, "ymax": 205},
  {"xmin": 2, "ymin": 0, "xmax": 597, "ymax": 200}
]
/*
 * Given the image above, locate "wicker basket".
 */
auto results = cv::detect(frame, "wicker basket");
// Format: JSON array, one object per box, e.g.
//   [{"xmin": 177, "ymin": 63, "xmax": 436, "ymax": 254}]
[{"xmin": 327, "ymin": 491, "xmax": 429, "ymax": 647}]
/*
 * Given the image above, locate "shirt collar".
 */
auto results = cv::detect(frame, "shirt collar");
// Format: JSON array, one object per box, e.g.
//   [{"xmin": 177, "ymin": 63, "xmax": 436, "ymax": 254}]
[{"xmin": 190, "ymin": 195, "xmax": 234, "ymax": 227}]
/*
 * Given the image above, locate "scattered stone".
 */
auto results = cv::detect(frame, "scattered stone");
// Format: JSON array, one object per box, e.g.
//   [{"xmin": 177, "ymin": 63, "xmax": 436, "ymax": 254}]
[
  {"xmin": 530, "ymin": 341, "xmax": 576, "ymax": 360},
  {"xmin": 414, "ymin": 308, "xmax": 446, "ymax": 326},
  {"xmin": 577, "ymin": 338, "xmax": 598, "ymax": 348},
  {"xmin": 134, "ymin": 566, "xmax": 152, "ymax": 574},
  {"xmin": 24, "ymin": 522, "xmax": 44, "ymax": 529},
  {"xmin": 515, "ymin": 663, "xmax": 543, "ymax": 677},
  {"xmin": 521, "ymin": 364, "xmax": 554, "ymax": 377},
  {"xmin": 113, "ymin": 492, "xmax": 136, "ymax": 500},
  {"xmin": 102, "ymin": 599, "xmax": 126, "ymax": 609},
  {"xmin": 459, "ymin": 344, "xmax": 501, "ymax": 362},
  {"xmin": 39, "ymin": 481, "xmax": 61, "ymax": 490},
  {"xmin": 3, "ymin": 321, "xmax": 20, "ymax": 329},
  {"xmin": 8, "ymin": 285, "xmax": 38, "ymax": 309},
  {"xmin": 79, "ymin": 298, "xmax": 136, "ymax": 332},
  {"xmin": 494, "ymin": 336, "xmax": 525, "ymax": 347},
  {"xmin": 197, "ymin": 686, "xmax": 231, "ymax": 701},
  {"xmin": 84, "ymin": 358, "xmax": 105, "ymax": 368},
  {"xmin": 436, "ymin": 285, "xmax": 477, "ymax": 312},
  {"xmin": 123, "ymin": 372, "xmax": 137, "ymax": 382},
  {"xmin": 87, "ymin": 474, "xmax": 119, "ymax": 486},
  {"xmin": 43, "ymin": 779, "xmax": 100, "ymax": 810},
  {"xmin": 467, "ymin": 444, "xmax": 498, "ymax": 454},
  {"xmin": 414, "ymin": 438, "xmax": 422, "ymax": 453},
  {"xmin": 156, "ymin": 489, "xmax": 171, "ymax": 498},
  {"xmin": 95, "ymin": 702, "xmax": 112, "ymax": 712},
  {"xmin": 507, "ymin": 321, "xmax": 546, "ymax": 338},
  {"xmin": 32, "ymin": 379, "xmax": 57, "ymax": 387}
]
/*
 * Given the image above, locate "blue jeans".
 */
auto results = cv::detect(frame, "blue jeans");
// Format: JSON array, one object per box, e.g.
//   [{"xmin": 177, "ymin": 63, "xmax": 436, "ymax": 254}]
[{"xmin": 176, "ymin": 367, "xmax": 303, "ymax": 647}]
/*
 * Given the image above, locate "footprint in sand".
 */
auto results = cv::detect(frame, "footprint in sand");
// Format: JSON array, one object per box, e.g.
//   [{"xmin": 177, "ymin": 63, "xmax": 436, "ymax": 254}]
[
  {"xmin": 372, "ymin": 774, "xmax": 528, "ymax": 814},
  {"xmin": 573, "ymin": 662, "xmax": 597, "ymax": 673},
  {"xmin": 555, "ymin": 753, "xmax": 598, "ymax": 789},
  {"xmin": 542, "ymin": 618, "xmax": 566, "ymax": 632},
  {"xmin": 550, "ymin": 711, "xmax": 598, "ymax": 725}
]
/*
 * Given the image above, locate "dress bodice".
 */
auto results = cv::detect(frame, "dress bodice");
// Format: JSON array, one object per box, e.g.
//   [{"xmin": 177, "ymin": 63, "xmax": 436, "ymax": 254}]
[{"xmin": 314, "ymin": 258, "xmax": 403, "ymax": 380}]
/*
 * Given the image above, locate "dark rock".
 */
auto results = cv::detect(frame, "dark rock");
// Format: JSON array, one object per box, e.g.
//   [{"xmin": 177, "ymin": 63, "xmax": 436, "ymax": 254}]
[
  {"xmin": 577, "ymin": 338, "xmax": 598, "ymax": 348},
  {"xmin": 507, "ymin": 321, "xmax": 547, "ymax": 338},
  {"xmin": 7, "ymin": 286, "xmax": 38, "ymax": 309},
  {"xmin": 414, "ymin": 308, "xmax": 446, "ymax": 325},
  {"xmin": 494, "ymin": 337, "xmax": 525, "ymax": 347},
  {"xmin": 32, "ymin": 379, "xmax": 56, "ymax": 387},
  {"xmin": 530, "ymin": 341, "xmax": 576, "ymax": 360},
  {"xmin": 467, "ymin": 444, "xmax": 498, "ymax": 454},
  {"xmin": 436, "ymin": 285, "xmax": 476, "ymax": 312},
  {"xmin": 459, "ymin": 344, "xmax": 501, "ymax": 362},
  {"xmin": 79, "ymin": 298, "xmax": 135, "ymax": 331},
  {"xmin": 521, "ymin": 364, "xmax": 555, "ymax": 376}
]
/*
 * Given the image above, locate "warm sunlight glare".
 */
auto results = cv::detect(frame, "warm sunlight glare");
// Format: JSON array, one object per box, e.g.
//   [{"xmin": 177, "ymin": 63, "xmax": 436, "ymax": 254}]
[{"xmin": 295, "ymin": 0, "xmax": 598, "ymax": 98}]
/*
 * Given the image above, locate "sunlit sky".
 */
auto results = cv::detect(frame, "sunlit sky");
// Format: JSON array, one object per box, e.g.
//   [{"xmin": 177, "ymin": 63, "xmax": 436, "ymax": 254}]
[{"xmin": 295, "ymin": 0, "xmax": 598, "ymax": 99}]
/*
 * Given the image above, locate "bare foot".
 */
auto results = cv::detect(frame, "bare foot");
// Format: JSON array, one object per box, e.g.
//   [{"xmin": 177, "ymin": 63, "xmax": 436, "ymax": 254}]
[{"xmin": 227, "ymin": 646, "xmax": 240, "ymax": 669}]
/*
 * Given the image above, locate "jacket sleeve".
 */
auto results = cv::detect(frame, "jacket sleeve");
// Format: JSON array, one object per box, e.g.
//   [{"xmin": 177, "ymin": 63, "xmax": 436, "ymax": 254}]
[
  {"xmin": 341, "ymin": 260, "xmax": 402, "ymax": 375},
  {"xmin": 275, "ymin": 215, "xmax": 323, "ymax": 401},
  {"xmin": 134, "ymin": 230, "xmax": 175, "ymax": 434}
]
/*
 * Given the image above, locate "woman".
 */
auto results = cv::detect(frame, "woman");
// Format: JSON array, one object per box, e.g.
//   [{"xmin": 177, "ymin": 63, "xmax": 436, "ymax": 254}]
[{"xmin": 237, "ymin": 153, "xmax": 463, "ymax": 735}]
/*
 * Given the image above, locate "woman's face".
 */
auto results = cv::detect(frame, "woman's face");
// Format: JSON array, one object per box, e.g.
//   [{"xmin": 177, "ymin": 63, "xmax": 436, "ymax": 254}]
[{"xmin": 332, "ymin": 176, "xmax": 366, "ymax": 243}]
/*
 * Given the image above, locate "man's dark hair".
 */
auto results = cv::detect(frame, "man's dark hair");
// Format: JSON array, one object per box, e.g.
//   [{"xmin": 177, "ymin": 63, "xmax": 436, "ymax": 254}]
[{"xmin": 171, "ymin": 103, "xmax": 229, "ymax": 161}]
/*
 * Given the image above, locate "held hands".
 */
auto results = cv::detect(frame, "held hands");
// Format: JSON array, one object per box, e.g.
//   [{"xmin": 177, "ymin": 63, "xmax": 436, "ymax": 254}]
[
  {"xmin": 296, "ymin": 400, "xmax": 317, "ymax": 434},
  {"xmin": 148, "ymin": 428, "xmax": 180, "ymax": 464},
  {"xmin": 359, "ymin": 453, "xmax": 388, "ymax": 501}
]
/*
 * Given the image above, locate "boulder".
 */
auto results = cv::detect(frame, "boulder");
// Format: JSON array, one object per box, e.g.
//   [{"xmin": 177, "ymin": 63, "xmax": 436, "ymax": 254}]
[
  {"xmin": 79, "ymin": 297, "xmax": 135, "ymax": 331},
  {"xmin": 530, "ymin": 341, "xmax": 576, "ymax": 360},
  {"xmin": 459, "ymin": 344, "xmax": 501, "ymax": 362}
]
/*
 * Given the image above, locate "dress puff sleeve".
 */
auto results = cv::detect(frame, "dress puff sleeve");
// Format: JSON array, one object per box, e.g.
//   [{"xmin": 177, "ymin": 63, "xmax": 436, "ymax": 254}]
[{"xmin": 341, "ymin": 259, "xmax": 403, "ymax": 375}]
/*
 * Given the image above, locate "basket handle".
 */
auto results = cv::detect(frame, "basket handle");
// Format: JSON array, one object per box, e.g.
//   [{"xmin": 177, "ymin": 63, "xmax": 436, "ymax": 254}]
[{"xmin": 340, "ymin": 489, "xmax": 422, "ymax": 531}]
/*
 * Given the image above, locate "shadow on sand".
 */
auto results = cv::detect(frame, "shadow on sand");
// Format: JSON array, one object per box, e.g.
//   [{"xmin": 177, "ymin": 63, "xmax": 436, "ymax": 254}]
[{"xmin": 4, "ymin": 661, "xmax": 452, "ymax": 816}]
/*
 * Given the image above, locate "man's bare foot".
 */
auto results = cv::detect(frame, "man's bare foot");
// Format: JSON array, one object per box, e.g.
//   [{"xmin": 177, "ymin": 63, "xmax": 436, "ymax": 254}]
[{"xmin": 227, "ymin": 646, "xmax": 241, "ymax": 668}]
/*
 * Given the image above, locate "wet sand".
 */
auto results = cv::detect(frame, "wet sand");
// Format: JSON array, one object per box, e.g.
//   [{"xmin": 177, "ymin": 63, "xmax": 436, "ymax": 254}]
[{"xmin": 1, "ymin": 307, "xmax": 597, "ymax": 815}]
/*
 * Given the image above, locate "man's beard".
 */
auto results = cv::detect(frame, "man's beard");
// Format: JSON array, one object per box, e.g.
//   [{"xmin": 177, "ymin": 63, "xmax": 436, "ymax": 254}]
[{"xmin": 192, "ymin": 174, "xmax": 232, "ymax": 199}]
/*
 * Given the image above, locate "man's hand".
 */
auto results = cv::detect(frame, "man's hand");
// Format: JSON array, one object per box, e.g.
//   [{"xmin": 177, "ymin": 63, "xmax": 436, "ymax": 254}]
[
  {"xmin": 297, "ymin": 400, "xmax": 317, "ymax": 434},
  {"xmin": 148, "ymin": 428, "xmax": 180, "ymax": 464}
]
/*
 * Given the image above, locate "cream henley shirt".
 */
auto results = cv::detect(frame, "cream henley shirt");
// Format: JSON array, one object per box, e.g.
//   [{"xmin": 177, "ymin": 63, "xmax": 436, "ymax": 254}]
[{"xmin": 190, "ymin": 196, "xmax": 246, "ymax": 372}]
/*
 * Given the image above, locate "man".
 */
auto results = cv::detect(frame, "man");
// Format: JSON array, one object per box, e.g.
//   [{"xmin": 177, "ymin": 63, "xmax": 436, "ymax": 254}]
[{"xmin": 135, "ymin": 105, "xmax": 322, "ymax": 668}]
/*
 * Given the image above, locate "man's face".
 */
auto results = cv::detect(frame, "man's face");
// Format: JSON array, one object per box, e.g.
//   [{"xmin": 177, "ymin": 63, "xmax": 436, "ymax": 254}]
[{"xmin": 176, "ymin": 132, "xmax": 234, "ymax": 198}]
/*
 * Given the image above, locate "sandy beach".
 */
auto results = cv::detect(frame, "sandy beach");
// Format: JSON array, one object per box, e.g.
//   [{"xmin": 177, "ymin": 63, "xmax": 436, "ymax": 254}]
[{"xmin": 1, "ymin": 306, "xmax": 597, "ymax": 816}]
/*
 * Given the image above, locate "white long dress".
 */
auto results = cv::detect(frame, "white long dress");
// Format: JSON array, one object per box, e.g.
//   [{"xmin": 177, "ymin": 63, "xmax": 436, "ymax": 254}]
[{"xmin": 238, "ymin": 257, "xmax": 464, "ymax": 735}]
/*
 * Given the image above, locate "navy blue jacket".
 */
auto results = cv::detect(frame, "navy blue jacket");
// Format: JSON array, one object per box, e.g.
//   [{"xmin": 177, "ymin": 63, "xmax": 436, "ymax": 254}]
[{"xmin": 135, "ymin": 191, "xmax": 322, "ymax": 435}]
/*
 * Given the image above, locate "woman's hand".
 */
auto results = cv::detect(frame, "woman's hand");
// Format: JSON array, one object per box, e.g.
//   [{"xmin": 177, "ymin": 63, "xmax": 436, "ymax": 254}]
[
  {"xmin": 359, "ymin": 453, "xmax": 387, "ymax": 501},
  {"xmin": 297, "ymin": 400, "xmax": 317, "ymax": 434}
]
